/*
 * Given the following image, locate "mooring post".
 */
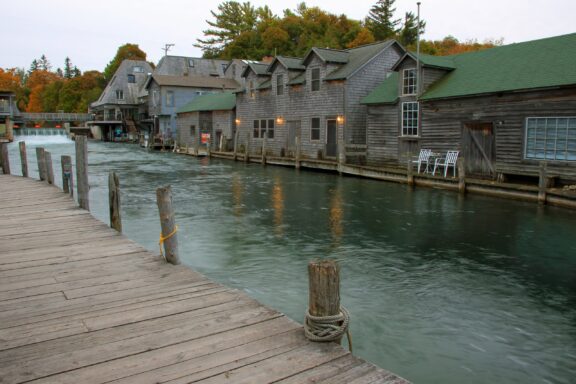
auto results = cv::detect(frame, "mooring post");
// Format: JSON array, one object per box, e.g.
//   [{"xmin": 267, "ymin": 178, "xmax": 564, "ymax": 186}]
[
  {"xmin": 61, "ymin": 155, "xmax": 73, "ymax": 196},
  {"xmin": 244, "ymin": 138, "xmax": 250, "ymax": 163},
  {"xmin": 36, "ymin": 147, "xmax": 47, "ymax": 181},
  {"xmin": 233, "ymin": 129, "xmax": 239, "ymax": 161},
  {"xmin": 538, "ymin": 162, "xmax": 547, "ymax": 205},
  {"xmin": 75, "ymin": 135, "xmax": 90, "ymax": 211},
  {"xmin": 19, "ymin": 142, "xmax": 28, "ymax": 178},
  {"xmin": 305, "ymin": 259, "xmax": 350, "ymax": 348},
  {"xmin": 0, "ymin": 143, "xmax": 10, "ymax": 175},
  {"xmin": 262, "ymin": 134, "xmax": 267, "ymax": 165},
  {"xmin": 45, "ymin": 151, "xmax": 55, "ymax": 185},
  {"xmin": 108, "ymin": 171, "xmax": 122, "ymax": 233},
  {"xmin": 406, "ymin": 156, "xmax": 414, "ymax": 186},
  {"xmin": 457, "ymin": 157, "xmax": 466, "ymax": 194},
  {"xmin": 156, "ymin": 185, "xmax": 180, "ymax": 265},
  {"xmin": 295, "ymin": 135, "xmax": 301, "ymax": 169}
]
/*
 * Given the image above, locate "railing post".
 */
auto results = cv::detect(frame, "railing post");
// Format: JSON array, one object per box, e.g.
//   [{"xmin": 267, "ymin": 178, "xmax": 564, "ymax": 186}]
[
  {"xmin": 305, "ymin": 260, "xmax": 350, "ymax": 347},
  {"xmin": 45, "ymin": 151, "xmax": 55, "ymax": 185},
  {"xmin": 19, "ymin": 142, "xmax": 28, "ymax": 177},
  {"xmin": 75, "ymin": 135, "xmax": 90, "ymax": 210},
  {"xmin": 156, "ymin": 185, "xmax": 180, "ymax": 265},
  {"xmin": 108, "ymin": 171, "xmax": 122, "ymax": 233},
  {"xmin": 36, "ymin": 147, "xmax": 47, "ymax": 181},
  {"xmin": 61, "ymin": 155, "xmax": 73, "ymax": 195},
  {"xmin": 0, "ymin": 143, "xmax": 10, "ymax": 175}
]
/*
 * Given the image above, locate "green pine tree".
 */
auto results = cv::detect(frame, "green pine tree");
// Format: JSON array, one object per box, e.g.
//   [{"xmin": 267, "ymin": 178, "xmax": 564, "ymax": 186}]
[{"xmin": 365, "ymin": 0, "xmax": 400, "ymax": 41}]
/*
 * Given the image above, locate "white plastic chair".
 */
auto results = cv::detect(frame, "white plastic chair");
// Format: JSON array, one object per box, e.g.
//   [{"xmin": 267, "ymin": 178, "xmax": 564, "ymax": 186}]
[
  {"xmin": 433, "ymin": 151, "xmax": 459, "ymax": 177},
  {"xmin": 412, "ymin": 149, "xmax": 432, "ymax": 174}
]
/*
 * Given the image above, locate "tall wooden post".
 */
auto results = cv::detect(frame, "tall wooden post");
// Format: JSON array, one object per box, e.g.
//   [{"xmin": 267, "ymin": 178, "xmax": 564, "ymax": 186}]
[
  {"xmin": 61, "ymin": 155, "xmax": 73, "ymax": 196},
  {"xmin": 457, "ymin": 157, "xmax": 466, "ymax": 194},
  {"xmin": 156, "ymin": 185, "xmax": 180, "ymax": 265},
  {"xmin": 108, "ymin": 171, "xmax": 122, "ymax": 233},
  {"xmin": 45, "ymin": 151, "xmax": 55, "ymax": 185},
  {"xmin": 262, "ymin": 134, "xmax": 267, "ymax": 165},
  {"xmin": 406, "ymin": 156, "xmax": 414, "ymax": 186},
  {"xmin": 244, "ymin": 138, "xmax": 250, "ymax": 163},
  {"xmin": 295, "ymin": 135, "xmax": 301, "ymax": 169},
  {"xmin": 538, "ymin": 162, "xmax": 547, "ymax": 205},
  {"xmin": 19, "ymin": 142, "xmax": 28, "ymax": 178},
  {"xmin": 75, "ymin": 135, "xmax": 90, "ymax": 211},
  {"xmin": 36, "ymin": 147, "xmax": 47, "ymax": 181},
  {"xmin": 233, "ymin": 129, "xmax": 239, "ymax": 161},
  {"xmin": 0, "ymin": 143, "xmax": 10, "ymax": 175},
  {"xmin": 306, "ymin": 259, "xmax": 348, "ymax": 345}
]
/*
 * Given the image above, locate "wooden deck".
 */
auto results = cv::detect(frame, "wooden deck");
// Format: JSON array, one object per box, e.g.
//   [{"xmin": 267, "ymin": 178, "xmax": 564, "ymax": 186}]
[{"xmin": 0, "ymin": 174, "xmax": 408, "ymax": 384}]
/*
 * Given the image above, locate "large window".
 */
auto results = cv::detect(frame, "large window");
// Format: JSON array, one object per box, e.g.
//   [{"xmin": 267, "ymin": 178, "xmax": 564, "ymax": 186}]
[
  {"xmin": 127, "ymin": 74, "xmax": 136, "ymax": 83},
  {"xmin": 525, "ymin": 117, "xmax": 576, "ymax": 161},
  {"xmin": 276, "ymin": 74, "xmax": 284, "ymax": 95},
  {"xmin": 311, "ymin": 68, "xmax": 320, "ymax": 92},
  {"xmin": 133, "ymin": 66, "xmax": 143, "ymax": 73},
  {"xmin": 311, "ymin": 117, "xmax": 321, "ymax": 141},
  {"xmin": 402, "ymin": 68, "xmax": 417, "ymax": 95},
  {"xmin": 402, "ymin": 102, "xmax": 419, "ymax": 136},
  {"xmin": 253, "ymin": 119, "xmax": 275, "ymax": 138},
  {"xmin": 166, "ymin": 91, "xmax": 174, "ymax": 107},
  {"xmin": 115, "ymin": 90, "xmax": 124, "ymax": 100}
]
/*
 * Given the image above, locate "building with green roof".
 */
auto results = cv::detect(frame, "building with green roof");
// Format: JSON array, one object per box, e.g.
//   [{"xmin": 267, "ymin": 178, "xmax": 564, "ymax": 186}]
[
  {"xmin": 362, "ymin": 33, "xmax": 576, "ymax": 183},
  {"xmin": 236, "ymin": 40, "xmax": 404, "ymax": 161}
]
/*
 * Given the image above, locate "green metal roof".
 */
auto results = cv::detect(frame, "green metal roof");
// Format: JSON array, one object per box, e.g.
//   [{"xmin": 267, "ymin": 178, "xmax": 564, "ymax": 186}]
[
  {"xmin": 422, "ymin": 33, "xmax": 576, "ymax": 100},
  {"xmin": 176, "ymin": 92, "xmax": 236, "ymax": 114},
  {"xmin": 325, "ymin": 40, "xmax": 396, "ymax": 80},
  {"xmin": 310, "ymin": 48, "xmax": 349, "ymax": 64},
  {"xmin": 361, "ymin": 72, "xmax": 399, "ymax": 104},
  {"xmin": 257, "ymin": 79, "xmax": 271, "ymax": 90},
  {"xmin": 273, "ymin": 56, "xmax": 305, "ymax": 71},
  {"xmin": 241, "ymin": 62, "xmax": 270, "ymax": 77},
  {"xmin": 288, "ymin": 72, "xmax": 306, "ymax": 85}
]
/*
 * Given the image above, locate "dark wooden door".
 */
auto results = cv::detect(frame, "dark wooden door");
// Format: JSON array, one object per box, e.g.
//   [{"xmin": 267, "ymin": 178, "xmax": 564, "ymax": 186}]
[
  {"xmin": 462, "ymin": 123, "xmax": 496, "ymax": 177},
  {"xmin": 286, "ymin": 120, "xmax": 300, "ymax": 152},
  {"xmin": 326, "ymin": 119, "xmax": 337, "ymax": 157}
]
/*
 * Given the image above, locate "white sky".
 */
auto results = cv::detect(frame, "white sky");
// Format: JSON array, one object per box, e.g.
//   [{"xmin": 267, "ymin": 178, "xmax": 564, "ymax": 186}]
[{"xmin": 2, "ymin": 0, "xmax": 575, "ymax": 72}]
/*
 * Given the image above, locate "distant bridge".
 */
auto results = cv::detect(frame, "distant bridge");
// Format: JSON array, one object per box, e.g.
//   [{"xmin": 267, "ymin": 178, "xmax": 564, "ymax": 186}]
[{"xmin": 19, "ymin": 112, "xmax": 93, "ymax": 122}]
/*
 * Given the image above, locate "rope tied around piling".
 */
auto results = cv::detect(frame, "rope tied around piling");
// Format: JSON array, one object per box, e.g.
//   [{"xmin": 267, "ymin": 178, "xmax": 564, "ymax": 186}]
[
  {"xmin": 159, "ymin": 224, "xmax": 179, "ymax": 258},
  {"xmin": 304, "ymin": 306, "xmax": 352, "ymax": 352}
]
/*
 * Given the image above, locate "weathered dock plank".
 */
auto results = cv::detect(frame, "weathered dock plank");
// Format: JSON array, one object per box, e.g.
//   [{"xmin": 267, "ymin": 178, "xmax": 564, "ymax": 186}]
[{"xmin": 0, "ymin": 174, "xmax": 408, "ymax": 384}]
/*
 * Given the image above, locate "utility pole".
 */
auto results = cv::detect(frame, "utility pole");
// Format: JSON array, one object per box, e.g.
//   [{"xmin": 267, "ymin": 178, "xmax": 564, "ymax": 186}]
[
  {"xmin": 416, "ymin": 2, "xmax": 421, "ymax": 96},
  {"xmin": 162, "ymin": 43, "xmax": 175, "ymax": 56}
]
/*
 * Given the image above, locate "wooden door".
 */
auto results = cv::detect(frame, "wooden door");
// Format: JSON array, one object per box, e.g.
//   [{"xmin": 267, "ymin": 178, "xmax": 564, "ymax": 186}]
[
  {"xmin": 286, "ymin": 120, "xmax": 300, "ymax": 152},
  {"xmin": 326, "ymin": 119, "xmax": 337, "ymax": 158},
  {"xmin": 462, "ymin": 123, "xmax": 496, "ymax": 177}
]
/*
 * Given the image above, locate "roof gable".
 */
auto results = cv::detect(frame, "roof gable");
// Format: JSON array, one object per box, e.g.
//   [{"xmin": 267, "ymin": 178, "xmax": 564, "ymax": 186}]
[
  {"xmin": 241, "ymin": 62, "xmax": 271, "ymax": 78},
  {"xmin": 325, "ymin": 40, "xmax": 398, "ymax": 80},
  {"xmin": 268, "ymin": 56, "xmax": 305, "ymax": 73}
]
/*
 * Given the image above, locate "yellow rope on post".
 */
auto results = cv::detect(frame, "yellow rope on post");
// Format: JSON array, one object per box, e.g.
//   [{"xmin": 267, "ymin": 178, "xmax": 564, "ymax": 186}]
[{"xmin": 159, "ymin": 225, "xmax": 179, "ymax": 258}]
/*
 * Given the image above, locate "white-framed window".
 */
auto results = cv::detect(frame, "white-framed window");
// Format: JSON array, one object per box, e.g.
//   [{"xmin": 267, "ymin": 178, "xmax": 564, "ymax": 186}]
[
  {"xmin": 133, "ymin": 66, "xmax": 143, "ymax": 73},
  {"xmin": 166, "ymin": 91, "xmax": 174, "ymax": 107},
  {"xmin": 402, "ymin": 102, "xmax": 419, "ymax": 136},
  {"xmin": 253, "ymin": 119, "xmax": 274, "ymax": 138},
  {"xmin": 402, "ymin": 68, "xmax": 417, "ymax": 95},
  {"xmin": 249, "ymin": 80, "xmax": 255, "ymax": 99},
  {"xmin": 276, "ymin": 74, "xmax": 284, "ymax": 95},
  {"xmin": 311, "ymin": 68, "xmax": 320, "ymax": 92},
  {"xmin": 127, "ymin": 74, "xmax": 136, "ymax": 83},
  {"xmin": 188, "ymin": 59, "xmax": 195, "ymax": 67},
  {"xmin": 311, "ymin": 117, "xmax": 321, "ymax": 140},
  {"xmin": 115, "ymin": 89, "xmax": 124, "ymax": 100},
  {"xmin": 525, "ymin": 117, "xmax": 576, "ymax": 161},
  {"xmin": 152, "ymin": 90, "xmax": 159, "ymax": 106}
]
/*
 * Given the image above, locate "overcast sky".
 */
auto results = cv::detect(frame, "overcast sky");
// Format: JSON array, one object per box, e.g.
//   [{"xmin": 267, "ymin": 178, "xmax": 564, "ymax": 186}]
[{"xmin": 2, "ymin": 0, "xmax": 574, "ymax": 72}]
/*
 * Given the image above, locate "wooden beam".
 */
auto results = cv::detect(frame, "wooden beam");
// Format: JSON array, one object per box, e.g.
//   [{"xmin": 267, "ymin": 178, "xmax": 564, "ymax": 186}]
[{"xmin": 75, "ymin": 136, "xmax": 90, "ymax": 211}]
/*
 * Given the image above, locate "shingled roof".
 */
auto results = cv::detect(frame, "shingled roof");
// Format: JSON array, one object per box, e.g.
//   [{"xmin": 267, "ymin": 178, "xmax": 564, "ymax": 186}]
[
  {"xmin": 268, "ymin": 56, "xmax": 306, "ymax": 72},
  {"xmin": 363, "ymin": 33, "xmax": 576, "ymax": 104},
  {"xmin": 91, "ymin": 60, "xmax": 153, "ymax": 108},
  {"xmin": 149, "ymin": 74, "xmax": 239, "ymax": 89},
  {"xmin": 176, "ymin": 92, "xmax": 236, "ymax": 114}
]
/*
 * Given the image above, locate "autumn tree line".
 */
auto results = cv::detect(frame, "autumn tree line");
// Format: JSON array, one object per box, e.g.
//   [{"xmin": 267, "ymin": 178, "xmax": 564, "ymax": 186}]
[{"xmin": 0, "ymin": 0, "xmax": 501, "ymax": 114}]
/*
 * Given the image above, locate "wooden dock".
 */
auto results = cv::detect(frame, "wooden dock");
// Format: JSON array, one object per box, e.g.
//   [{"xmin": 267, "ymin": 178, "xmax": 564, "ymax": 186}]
[{"xmin": 0, "ymin": 174, "xmax": 408, "ymax": 384}]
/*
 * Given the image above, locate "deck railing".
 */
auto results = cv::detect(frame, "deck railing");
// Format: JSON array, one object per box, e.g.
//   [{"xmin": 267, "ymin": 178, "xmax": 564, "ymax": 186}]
[{"xmin": 20, "ymin": 112, "xmax": 93, "ymax": 122}]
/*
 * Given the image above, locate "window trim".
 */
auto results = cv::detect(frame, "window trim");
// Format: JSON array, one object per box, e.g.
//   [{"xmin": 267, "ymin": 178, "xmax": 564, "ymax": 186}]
[
  {"xmin": 524, "ymin": 116, "xmax": 576, "ymax": 161},
  {"xmin": 165, "ymin": 91, "xmax": 174, "ymax": 107},
  {"xmin": 401, "ymin": 101, "xmax": 419, "ymax": 137},
  {"xmin": 402, "ymin": 68, "xmax": 417, "ymax": 96},
  {"xmin": 311, "ymin": 68, "xmax": 320, "ymax": 92},
  {"xmin": 115, "ymin": 89, "xmax": 124, "ymax": 100},
  {"xmin": 253, "ymin": 119, "xmax": 275, "ymax": 139}
]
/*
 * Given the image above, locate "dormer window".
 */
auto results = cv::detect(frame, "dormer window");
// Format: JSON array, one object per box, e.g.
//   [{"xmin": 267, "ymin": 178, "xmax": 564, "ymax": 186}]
[
  {"xmin": 249, "ymin": 80, "xmax": 255, "ymax": 99},
  {"xmin": 133, "ymin": 66, "xmax": 143, "ymax": 73},
  {"xmin": 276, "ymin": 74, "xmax": 284, "ymax": 96},
  {"xmin": 127, "ymin": 74, "xmax": 136, "ymax": 83},
  {"xmin": 311, "ymin": 68, "xmax": 320, "ymax": 92},
  {"xmin": 402, "ymin": 68, "xmax": 417, "ymax": 95}
]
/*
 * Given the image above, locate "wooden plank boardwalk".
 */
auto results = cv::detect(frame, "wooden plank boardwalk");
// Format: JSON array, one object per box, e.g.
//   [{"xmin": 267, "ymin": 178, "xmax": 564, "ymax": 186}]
[{"xmin": 0, "ymin": 174, "xmax": 408, "ymax": 384}]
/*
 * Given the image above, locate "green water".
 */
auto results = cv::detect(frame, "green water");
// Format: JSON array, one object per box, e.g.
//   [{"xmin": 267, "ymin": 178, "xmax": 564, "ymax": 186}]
[{"xmin": 7, "ymin": 138, "xmax": 576, "ymax": 384}]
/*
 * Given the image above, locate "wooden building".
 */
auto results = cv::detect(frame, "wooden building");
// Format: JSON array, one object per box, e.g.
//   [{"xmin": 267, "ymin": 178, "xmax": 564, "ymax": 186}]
[
  {"xmin": 363, "ymin": 33, "xmax": 576, "ymax": 183},
  {"xmin": 176, "ymin": 92, "xmax": 236, "ymax": 153},
  {"xmin": 235, "ymin": 41, "xmax": 404, "ymax": 161},
  {"xmin": 89, "ymin": 60, "xmax": 153, "ymax": 141},
  {"xmin": 0, "ymin": 91, "xmax": 20, "ymax": 143}
]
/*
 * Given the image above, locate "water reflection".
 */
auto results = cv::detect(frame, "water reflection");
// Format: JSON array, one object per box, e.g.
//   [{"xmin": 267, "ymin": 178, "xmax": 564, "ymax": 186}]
[
  {"xmin": 329, "ymin": 184, "xmax": 343, "ymax": 248},
  {"xmin": 232, "ymin": 174, "xmax": 243, "ymax": 217},
  {"xmin": 272, "ymin": 177, "xmax": 284, "ymax": 237}
]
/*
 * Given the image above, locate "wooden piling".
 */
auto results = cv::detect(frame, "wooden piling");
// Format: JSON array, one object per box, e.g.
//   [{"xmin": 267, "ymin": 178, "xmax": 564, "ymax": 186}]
[
  {"xmin": 233, "ymin": 129, "xmax": 239, "ymax": 161},
  {"xmin": 36, "ymin": 147, "xmax": 47, "ymax": 181},
  {"xmin": 306, "ymin": 259, "xmax": 347, "ymax": 345},
  {"xmin": 108, "ymin": 171, "xmax": 122, "ymax": 233},
  {"xmin": 262, "ymin": 134, "xmax": 267, "ymax": 165},
  {"xmin": 45, "ymin": 151, "xmax": 55, "ymax": 185},
  {"xmin": 61, "ymin": 155, "xmax": 73, "ymax": 195},
  {"xmin": 244, "ymin": 139, "xmax": 250, "ymax": 163},
  {"xmin": 0, "ymin": 143, "xmax": 10, "ymax": 175},
  {"xmin": 538, "ymin": 162, "xmax": 547, "ymax": 205},
  {"xmin": 75, "ymin": 135, "xmax": 90, "ymax": 211},
  {"xmin": 406, "ymin": 157, "xmax": 414, "ymax": 186},
  {"xmin": 457, "ymin": 157, "xmax": 466, "ymax": 194},
  {"xmin": 19, "ymin": 142, "xmax": 28, "ymax": 177},
  {"xmin": 295, "ymin": 136, "xmax": 301, "ymax": 169},
  {"xmin": 156, "ymin": 185, "xmax": 180, "ymax": 265}
]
